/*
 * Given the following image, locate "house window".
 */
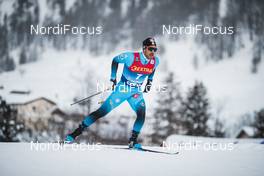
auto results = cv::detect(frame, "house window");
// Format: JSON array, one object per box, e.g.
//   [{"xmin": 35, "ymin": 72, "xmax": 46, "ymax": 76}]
[{"xmin": 32, "ymin": 106, "xmax": 36, "ymax": 112}]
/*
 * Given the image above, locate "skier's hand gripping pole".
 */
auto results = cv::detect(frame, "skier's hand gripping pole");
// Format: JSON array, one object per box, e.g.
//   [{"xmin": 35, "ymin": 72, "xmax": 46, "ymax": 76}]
[
  {"xmin": 97, "ymin": 79, "xmax": 116, "ymax": 105},
  {"xmin": 110, "ymin": 78, "xmax": 117, "ymax": 91},
  {"xmin": 144, "ymin": 80, "xmax": 152, "ymax": 93}
]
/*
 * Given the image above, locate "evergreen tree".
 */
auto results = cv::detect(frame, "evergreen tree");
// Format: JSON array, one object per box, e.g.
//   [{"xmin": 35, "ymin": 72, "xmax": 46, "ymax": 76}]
[
  {"xmin": 151, "ymin": 72, "xmax": 183, "ymax": 144},
  {"xmin": 4, "ymin": 56, "xmax": 16, "ymax": 72},
  {"xmin": 19, "ymin": 48, "xmax": 27, "ymax": 65},
  {"xmin": 211, "ymin": 118, "xmax": 225, "ymax": 137},
  {"xmin": 181, "ymin": 81, "xmax": 211, "ymax": 136},
  {"xmin": 0, "ymin": 14, "xmax": 9, "ymax": 72},
  {"xmin": 253, "ymin": 108, "xmax": 264, "ymax": 137},
  {"xmin": 0, "ymin": 97, "xmax": 24, "ymax": 142}
]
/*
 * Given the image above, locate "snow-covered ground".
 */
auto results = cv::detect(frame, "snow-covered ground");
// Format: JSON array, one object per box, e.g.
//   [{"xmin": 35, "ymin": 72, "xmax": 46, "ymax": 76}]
[{"xmin": 0, "ymin": 136, "xmax": 263, "ymax": 176}]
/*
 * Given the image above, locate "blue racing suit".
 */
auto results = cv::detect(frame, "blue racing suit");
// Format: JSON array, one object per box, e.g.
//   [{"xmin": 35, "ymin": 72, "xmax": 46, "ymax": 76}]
[{"xmin": 82, "ymin": 51, "xmax": 159, "ymax": 133}]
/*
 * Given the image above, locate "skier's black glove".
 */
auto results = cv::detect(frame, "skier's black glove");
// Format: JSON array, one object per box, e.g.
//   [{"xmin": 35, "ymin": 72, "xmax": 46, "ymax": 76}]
[
  {"xmin": 144, "ymin": 80, "xmax": 152, "ymax": 93},
  {"xmin": 110, "ymin": 78, "xmax": 117, "ymax": 90}
]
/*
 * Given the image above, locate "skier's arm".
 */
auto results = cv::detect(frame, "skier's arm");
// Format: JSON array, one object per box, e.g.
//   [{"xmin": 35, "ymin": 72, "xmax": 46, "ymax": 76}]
[
  {"xmin": 144, "ymin": 57, "xmax": 159, "ymax": 93},
  {"xmin": 144, "ymin": 70, "xmax": 155, "ymax": 93},
  {"xmin": 147, "ymin": 69, "xmax": 156, "ymax": 81},
  {"xmin": 110, "ymin": 59, "xmax": 118, "ymax": 90},
  {"xmin": 110, "ymin": 60, "xmax": 118, "ymax": 81},
  {"xmin": 110, "ymin": 53, "xmax": 131, "ymax": 80}
]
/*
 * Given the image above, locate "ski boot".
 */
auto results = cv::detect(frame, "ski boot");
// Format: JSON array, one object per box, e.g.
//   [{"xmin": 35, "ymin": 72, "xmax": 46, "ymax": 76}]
[
  {"xmin": 64, "ymin": 123, "xmax": 86, "ymax": 144},
  {"xmin": 128, "ymin": 130, "xmax": 142, "ymax": 149},
  {"xmin": 64, "ymin": 135, "xmax": 75, "ymax": 144}
]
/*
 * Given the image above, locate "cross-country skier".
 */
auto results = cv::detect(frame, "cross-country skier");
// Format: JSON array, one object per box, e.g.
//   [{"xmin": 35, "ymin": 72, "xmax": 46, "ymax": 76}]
[{"xmin": 65, "ymin": 37, "xmax": 160, "ymax": 149}]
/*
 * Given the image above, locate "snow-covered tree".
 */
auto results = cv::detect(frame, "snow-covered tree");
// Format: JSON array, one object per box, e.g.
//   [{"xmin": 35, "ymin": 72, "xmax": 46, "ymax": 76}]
[
  {"xmin": 253, "ymin": 108, "xmax": 264, "ymax": 137},
  {"xmin": 4, "ymin": 56, "xmax": 16, "ymax": 72},
  {"xmin": 181, "ymin": 81, "xmax": 211, "ymax": 136},
  {"xmin": 0, "ymin": 98, "xmax": 24, "ymax": 142},
  {"xmin": 211, "ymin": 117, "xmax": 226, "ymax": 137},
  {"xmin": 151, "ymin": 72, "xmax": 183, "ymax": 144},
  {"xmin": 19, "ymin": 48, "xmax": 27, "ymax": 65}
]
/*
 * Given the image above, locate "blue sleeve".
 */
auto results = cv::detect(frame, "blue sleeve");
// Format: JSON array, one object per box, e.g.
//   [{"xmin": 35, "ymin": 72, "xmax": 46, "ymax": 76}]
[
  {"xmin": 148, "ymin": 56, "xmax": 159, "ymax": 81},
  {"xmin": 110, "ymin": 52, "xmax": 133, "ymax": 80},
  {"xmin": 148, "ymin": 69, "xmax": 156, "ymax": 81}
]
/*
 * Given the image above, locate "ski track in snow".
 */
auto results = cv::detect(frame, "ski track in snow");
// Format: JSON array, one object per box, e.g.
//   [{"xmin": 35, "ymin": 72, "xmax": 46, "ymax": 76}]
[{"xmin": 0, "ymin": 140, "xmax": 263, "ymax": 176}]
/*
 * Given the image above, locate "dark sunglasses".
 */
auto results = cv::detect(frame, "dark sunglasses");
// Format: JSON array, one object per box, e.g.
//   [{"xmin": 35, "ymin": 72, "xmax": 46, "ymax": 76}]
[{"xmin": 148, "ymin": 47, "xmax": 157, "ymax": 52}]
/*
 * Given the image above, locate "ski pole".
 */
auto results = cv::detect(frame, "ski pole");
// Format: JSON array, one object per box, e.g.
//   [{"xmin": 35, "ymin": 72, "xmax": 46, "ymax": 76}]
[{"xmin": 71, "ymin": 87, "xmax": 111, "ymax": 106}]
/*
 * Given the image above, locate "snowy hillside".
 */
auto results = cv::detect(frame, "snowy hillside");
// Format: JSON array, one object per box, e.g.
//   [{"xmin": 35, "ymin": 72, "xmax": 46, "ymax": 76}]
[
  {"xmin": 0, "ymin": 38, "xmax": 263, "ymax": 129},
  {"xmin": 0, "ymin": 49, "xmax": 114, "ymax": 112},
  {"xmin": 159, "ymin": 38, "xmax": 264, "ymax": 124},
  {"xmin": 0, "ymin": 137, "xmax": 263, "ymax": 176}
]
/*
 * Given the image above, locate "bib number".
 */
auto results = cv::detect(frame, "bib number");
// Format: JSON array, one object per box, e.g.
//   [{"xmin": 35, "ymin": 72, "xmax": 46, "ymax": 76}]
[{"xmin": 136, "ymin": 74, "xmax": 143, "ymax": 80}]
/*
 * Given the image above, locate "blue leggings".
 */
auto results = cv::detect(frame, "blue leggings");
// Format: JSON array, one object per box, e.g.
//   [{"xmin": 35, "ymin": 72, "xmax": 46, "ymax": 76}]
[{"xmin": 82, "ymin": 82, "xmax": 146, "ymax": 133}]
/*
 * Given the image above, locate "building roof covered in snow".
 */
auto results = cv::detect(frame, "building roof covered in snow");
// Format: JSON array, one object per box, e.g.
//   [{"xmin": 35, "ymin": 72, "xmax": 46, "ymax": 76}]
[{"xmin": 236, "ymin": 126, "xmax": 256, "ymax": 138}]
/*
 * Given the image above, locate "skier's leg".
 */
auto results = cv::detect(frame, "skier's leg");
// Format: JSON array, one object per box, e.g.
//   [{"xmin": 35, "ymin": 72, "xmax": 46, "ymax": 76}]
[
  {"xmin": 65, "ymin": 88, "xmax": 130, "ymax": 142},
  {"xmin": 83, "ymin": 87, "xmax": 133, "ymax": 126},
  {"xmin": 128, "ymin": 93, "xmax": 146, "ymax": 133},
  {"xmin": 127, "ymin": 93, "xmax": 146, "ymax": 148}
]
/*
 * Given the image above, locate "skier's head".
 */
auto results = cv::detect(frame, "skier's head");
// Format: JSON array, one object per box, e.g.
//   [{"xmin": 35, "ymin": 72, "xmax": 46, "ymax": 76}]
[{"xmin": 143, "ymin": 37, "xmax": 157, "ymax": 59}]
